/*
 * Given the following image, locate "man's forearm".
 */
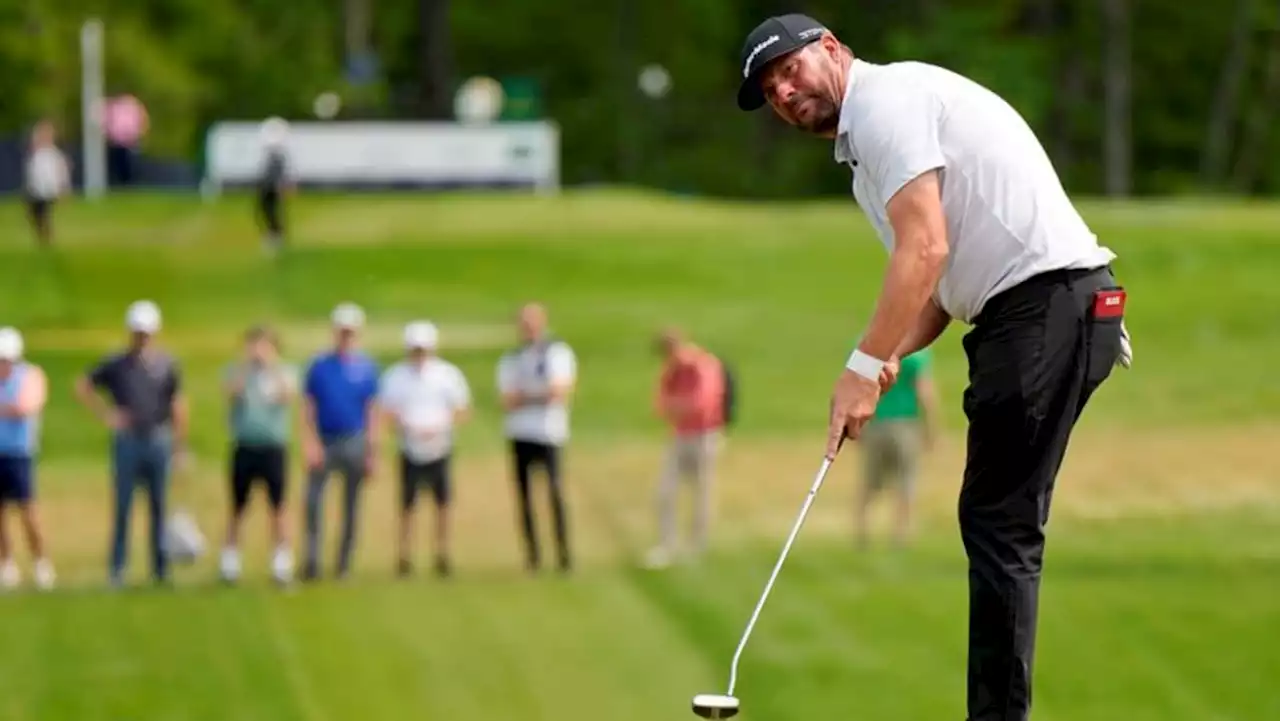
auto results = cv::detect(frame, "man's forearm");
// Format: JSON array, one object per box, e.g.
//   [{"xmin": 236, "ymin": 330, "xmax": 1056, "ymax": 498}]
[
  {"xmin": 365, "ymin": 402, "xmax": 382, "ymax": 452},
  {"xmin": 75, "ymin": 378, "xmax": 110, "ymax": 420},
  {"xmin": 171, "ymin": 397, "xmax": 189, "ymax": 445},
  {"xmin": 300, "ymin": 398, "xmax": 321, "ymax": 446},
  {"xmin": 895, "ymin": 298, "xmax": 951, "ymax": 359},
  {"xmin": 856, "ymin": 244, "xmax": 947, "ymax": 362}
]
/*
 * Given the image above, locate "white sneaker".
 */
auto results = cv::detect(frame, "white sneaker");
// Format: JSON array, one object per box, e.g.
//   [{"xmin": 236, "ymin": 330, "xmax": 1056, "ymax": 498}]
[
  {"xmin": 271, "ymin": 547, "xmax": 294, "ymax": 585},
  {"xmin": 0, "ymin": 560, "xmax": 19, "ymax": 590},
  {"xmin": 219, "ymin": 547, "xmax": 242, "ymax": 583},
  {"xmin": 33, "ymin": 559, "xmax": 55, "ymax": 591},
  {"xmin": 643, "ymin": 546, "xmax": 673, "ymax": 570}
]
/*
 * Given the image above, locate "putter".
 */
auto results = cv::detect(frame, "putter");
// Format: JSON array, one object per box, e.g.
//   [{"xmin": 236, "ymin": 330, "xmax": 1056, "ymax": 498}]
[{"xmin": 691, "ymin": 450, "xmax": 840, "ymax": 718}]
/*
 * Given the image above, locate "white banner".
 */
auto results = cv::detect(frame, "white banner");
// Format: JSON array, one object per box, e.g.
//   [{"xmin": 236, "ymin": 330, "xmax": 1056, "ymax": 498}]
[{"xmin": 203, "ymin": 120, "xmax": 559, "ymax": 191}]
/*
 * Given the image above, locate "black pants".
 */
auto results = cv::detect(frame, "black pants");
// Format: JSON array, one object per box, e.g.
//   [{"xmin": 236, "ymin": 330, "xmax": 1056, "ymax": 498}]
[
  {"xmin": 510, "ymin": 440, "xmax": 571, "ymax": 570},
  {"xmin": 960, "ymin": 266, "xmax": 1124, "ymax": 721},
  {"xmin": 400, "ymin": 454, "xmax": 451, "ymax": 510},
  {"xmin": 257, "ymin": 189, "xmax": 284, "ymax": 240},
  {"xmin": 25, "ymin": 197, "xmax": 53, "ymax": 246},
  {"xmin": 107, "ymin": 143, "xmax": 135, "ymax": 186},
  {"xmin": 230, "ymin": 443, "xmax": 287, "ymax": 513}
]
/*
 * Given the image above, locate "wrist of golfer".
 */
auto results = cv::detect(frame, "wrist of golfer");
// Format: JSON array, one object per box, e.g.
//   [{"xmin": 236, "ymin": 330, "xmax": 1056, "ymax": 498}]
[{"xmin": 845, "ymin": 348, "xmax": 888, "ymax": 382}]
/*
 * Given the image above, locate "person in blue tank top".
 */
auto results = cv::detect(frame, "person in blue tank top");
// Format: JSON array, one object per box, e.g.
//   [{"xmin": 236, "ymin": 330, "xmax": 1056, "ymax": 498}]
[{"xmin": 0, "ymin": 327, "xmax": 55, "ymax": 590}]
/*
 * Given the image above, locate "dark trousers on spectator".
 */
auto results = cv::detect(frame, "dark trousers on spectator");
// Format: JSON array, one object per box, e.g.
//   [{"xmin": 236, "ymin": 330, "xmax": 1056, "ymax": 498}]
[
  {"xmin": 107, "ymin": 143, "xmax": 136, "ymax": 186},
  {"xmin": 303, "ymin": 434, "xmax": 367, "ymax": 579},
  {"xmin": 510, "ymin": 439, "xmax": 571, "ymax": 571},
  {"xmin": 959, "ymin": 266, "xmax": 1123, "ymax": 721},
  {"xmin": 109, "ymin": 431, "xmax": 172, "ymax": 583}
]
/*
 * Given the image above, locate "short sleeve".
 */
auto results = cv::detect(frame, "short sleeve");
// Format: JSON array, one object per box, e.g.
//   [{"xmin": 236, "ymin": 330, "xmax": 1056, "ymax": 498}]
[
  {"xmin": 450, "ymin": 366, "xmax": 472, "ymax": 408},
  {"xmin": 281, "ymin": 365, "xmax": 300, "ymax": 394},
  {"xmin": 376, "ymin": 368, "xmax": 399, "ymax": 411},
  {"xmin": 547, "ymin": 344, "xmax": 576, "ymax": 385},
  {"xmin": 303, "ymin": 358, "xmax": 320, "ymax": 398},
  {"xmin": 853, "ymin": 85, "xmax": 946, "ymax": 207},
  {"xmin": 900, "ymin": 351, "xmax": 928, "ymax": 385},
  {"xmin": 167, "ymin": 360, "xmax": 183, "ymax": 395},
  {"xmin": 88, "ymin": 356, "xmax": 115, "ymax": 389},
  {"xmin": 363, "ymin": 359, "xmax": 381, "ymax": 403}
]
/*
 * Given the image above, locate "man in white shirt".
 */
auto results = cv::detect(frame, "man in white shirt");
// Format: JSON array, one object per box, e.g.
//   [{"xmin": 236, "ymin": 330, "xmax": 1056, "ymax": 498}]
[
  {"xmin": 736, "ymin": 14, "xmax": 1132, "ymax": 721},
  {"xmin": 23, "ymin": 120, "xmax": 71, "ymax": 248},
  {"xmin": 378, "ymin": 321, "xmax": 471, "ymax": 578},
  {"xmin": 496, "ymin": 303, "xmax": 577, "ymax": 574}
]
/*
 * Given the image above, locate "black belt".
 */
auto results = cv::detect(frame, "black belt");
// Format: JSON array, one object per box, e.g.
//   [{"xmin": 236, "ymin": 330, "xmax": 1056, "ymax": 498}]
[{"xmin": 974, "ymin": 265, "xmax": 1113, "ymax": 327}]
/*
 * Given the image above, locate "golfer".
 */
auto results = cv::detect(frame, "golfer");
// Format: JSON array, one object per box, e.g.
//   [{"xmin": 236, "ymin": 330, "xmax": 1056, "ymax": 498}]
[
  {"xmin": 377, "ymin": 321, "xmax": 472, "ymax": 578},
  {"xmin": 0, "ymin": 327, "xmax": 55, "ymax": 590},
  {"xmin": 736, "ymin": 14, "xmax": 1132, "ymax": 721}
]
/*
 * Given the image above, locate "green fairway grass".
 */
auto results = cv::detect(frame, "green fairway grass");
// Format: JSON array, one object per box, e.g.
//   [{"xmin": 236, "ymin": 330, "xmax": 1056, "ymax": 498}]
[{"xmin": 0, "ymin": 190, "xmax": 1275, "ymax": 720}]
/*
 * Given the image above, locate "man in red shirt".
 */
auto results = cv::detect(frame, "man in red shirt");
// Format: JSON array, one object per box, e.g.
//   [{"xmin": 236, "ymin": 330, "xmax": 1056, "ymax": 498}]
[{"xmin": 645, "ymin": 327, "xmax": 726, "ymax": 569}]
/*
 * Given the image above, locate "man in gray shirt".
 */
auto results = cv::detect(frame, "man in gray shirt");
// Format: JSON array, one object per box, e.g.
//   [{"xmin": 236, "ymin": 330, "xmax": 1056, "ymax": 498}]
[
  {"xmin": 220, "ymin": 325, "xmax": 297, "ymax": 585},
  {"xmin": 75, "ymin": 300, "xmax": 188, "ymax": 587}
]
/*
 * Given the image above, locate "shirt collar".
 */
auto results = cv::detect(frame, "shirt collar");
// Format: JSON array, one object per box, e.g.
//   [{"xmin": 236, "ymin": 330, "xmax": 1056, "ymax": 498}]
[{"xmin": 833, "ymin": 58, "xmax": 873, "ymax": 164}]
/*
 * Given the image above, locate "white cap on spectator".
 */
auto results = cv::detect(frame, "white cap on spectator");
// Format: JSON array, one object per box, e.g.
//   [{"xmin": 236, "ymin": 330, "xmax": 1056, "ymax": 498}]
[
  {"xmin": 126, "ymin": 300, "xmax": 162, "ymax": 334},
  {"xmin": 0, "ymin": 327, "xmax": 23, "ymax": 361},
  {"xmin": 403, "ymin": 321, "xmax": 438, "ymax": 350},
  {"xmin": 331, "ymin": 302, "xmax": 365, "ymax": 330},
  {"xmin": 260, "ymin": 116, "xmax": 290, "ymax": 148}
]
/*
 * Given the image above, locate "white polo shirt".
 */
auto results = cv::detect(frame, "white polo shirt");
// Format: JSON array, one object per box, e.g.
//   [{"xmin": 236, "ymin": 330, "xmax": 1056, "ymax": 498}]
[
  {"xmin": 25, "ymin": 147, "xmax": 69, "ymax": 201},
  {"xmin": 497, "ymin": 339, "xmax": 577, "ymax": 446},
  {"xmin": 833, "ymin": 59, "xmax": 1117, "ymax": 323},
  {"xmin": 377, "ymin": 358, "xmax": 471, "ymax": 463}
]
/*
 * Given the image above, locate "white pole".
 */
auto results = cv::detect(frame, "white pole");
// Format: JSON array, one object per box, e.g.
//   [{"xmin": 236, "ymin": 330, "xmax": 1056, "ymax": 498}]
[{"xmin": 80, "ymin": 18, "xmax": 106, "ymax": 200}]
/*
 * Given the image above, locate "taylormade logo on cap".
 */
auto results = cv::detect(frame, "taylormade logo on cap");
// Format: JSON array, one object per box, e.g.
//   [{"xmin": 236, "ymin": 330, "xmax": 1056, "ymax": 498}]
[{"xmin": 743, "ymin": 34, "xmax": 780, "ymax": 77}]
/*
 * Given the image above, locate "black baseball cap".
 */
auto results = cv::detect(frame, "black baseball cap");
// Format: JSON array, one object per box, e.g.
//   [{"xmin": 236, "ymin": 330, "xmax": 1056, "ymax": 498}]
[{"xmin": 736, "ymin": 13, "xmax": 829, "ymax": 111}]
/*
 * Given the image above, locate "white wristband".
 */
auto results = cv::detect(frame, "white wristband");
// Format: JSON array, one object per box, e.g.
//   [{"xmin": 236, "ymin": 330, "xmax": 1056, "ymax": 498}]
[{"xmin": 845, "ymin": 349, "xmax": 886, "ymax": 382}]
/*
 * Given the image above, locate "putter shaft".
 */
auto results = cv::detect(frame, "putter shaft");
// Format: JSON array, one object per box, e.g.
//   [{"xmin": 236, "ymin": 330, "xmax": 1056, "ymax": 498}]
[{"xmin": 726, "ymin": 454, "xmax": 836, "ymax": 695}]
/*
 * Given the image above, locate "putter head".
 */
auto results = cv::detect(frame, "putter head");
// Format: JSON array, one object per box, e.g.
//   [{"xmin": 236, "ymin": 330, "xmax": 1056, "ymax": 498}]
[{"xmin": 691, "ymin": 693, "xmax": 740, "ymax": 718}]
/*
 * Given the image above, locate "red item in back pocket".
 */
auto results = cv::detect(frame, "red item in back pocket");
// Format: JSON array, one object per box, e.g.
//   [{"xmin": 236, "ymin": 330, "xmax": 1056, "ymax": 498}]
[{"xmin": 1092, "ymin": 289, "xmax": 1126, "ymax": 319}]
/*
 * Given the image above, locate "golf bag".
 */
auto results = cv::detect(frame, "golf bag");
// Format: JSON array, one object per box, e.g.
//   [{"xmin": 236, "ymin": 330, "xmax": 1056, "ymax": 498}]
[
  {"xmin": 164, "ymin": 509, "xmax": 207, "ymax": 564},
  {"xmin": 720, "ymin": 359, "xmax": 737, "ymax": 430}
]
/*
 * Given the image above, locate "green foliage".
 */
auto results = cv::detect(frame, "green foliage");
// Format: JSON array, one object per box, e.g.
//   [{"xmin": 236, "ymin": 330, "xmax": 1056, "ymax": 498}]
[{"xmin": 0, "ymin": 0, "xmax": 1276, "ymax": 196}]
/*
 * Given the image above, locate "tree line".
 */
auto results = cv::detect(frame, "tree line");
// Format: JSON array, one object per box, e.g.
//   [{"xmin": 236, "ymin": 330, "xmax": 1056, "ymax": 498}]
[{"xmin": 2, "ymin": 0, "xmax": 1278, "ymax": 198}]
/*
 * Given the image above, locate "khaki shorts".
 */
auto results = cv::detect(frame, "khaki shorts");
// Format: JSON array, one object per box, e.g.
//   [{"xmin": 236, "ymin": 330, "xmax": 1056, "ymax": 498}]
[{"xmin": 860, "ymin": 420, "xmax": 922, "ymax": 495}]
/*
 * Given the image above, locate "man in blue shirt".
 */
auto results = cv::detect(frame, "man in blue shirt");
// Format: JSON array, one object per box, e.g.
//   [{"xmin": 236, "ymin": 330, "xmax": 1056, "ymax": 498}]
[{"xmin": 300, "ymin": 302, "xmax": 381, "ymax": 581}]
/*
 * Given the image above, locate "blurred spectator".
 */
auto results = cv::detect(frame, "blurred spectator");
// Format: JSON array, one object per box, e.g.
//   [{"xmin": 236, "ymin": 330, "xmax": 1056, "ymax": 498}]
[
  {"xmin": 856, "ymin": 349, "xmax": 940, "ymax": 549},
  {"xmin": 74, "ymin": 301, "xmax": 188, "ymax": 587},
  {"xmin": 23, "ymin": 119, "xmax": 70, "ymax": 248},
  {"xmin": 377, "ymin": 321, "xmax": 472, "ymax": 579},
  {"xmin": 102, "ymin": 93, "xmax": 149, "ymax": 187},
  {"xmin": 220, "ymin": 325, "xmax": 298, "ymax": 585},
  {"xmin": 0, "ymin": 327, "xmax": 55, "ymax": 590},
  {"xmin": 645, "ymin": 327, "xmax": 725, "ymax": 569},
  {"xmin": 256, "ymin": 117, "xmax": 294, "ymax": 255},
  {"xmin": 497, "ymin": 303, "xmax": 577, "ymax": 574},
  {"xmin": 300, "ymin": 303, "xmax": 381, "ymax": 582}
]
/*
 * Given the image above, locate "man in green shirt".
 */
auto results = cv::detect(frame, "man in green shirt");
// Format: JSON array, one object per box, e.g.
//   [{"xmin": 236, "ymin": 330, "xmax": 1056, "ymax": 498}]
[
  {"xmin": 220, "ymin": 325, "xmax": 298, "ymax": 585},
  {"xmin": 857, "ymin": 348, "xmax": 940, "ymax": 549}
]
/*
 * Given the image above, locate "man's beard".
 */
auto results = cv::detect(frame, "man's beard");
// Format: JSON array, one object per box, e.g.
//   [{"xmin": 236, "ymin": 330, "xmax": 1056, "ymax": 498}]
[{"xmin": 789, "ymin": 95, "xmax": 840, "ymax": 134}]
